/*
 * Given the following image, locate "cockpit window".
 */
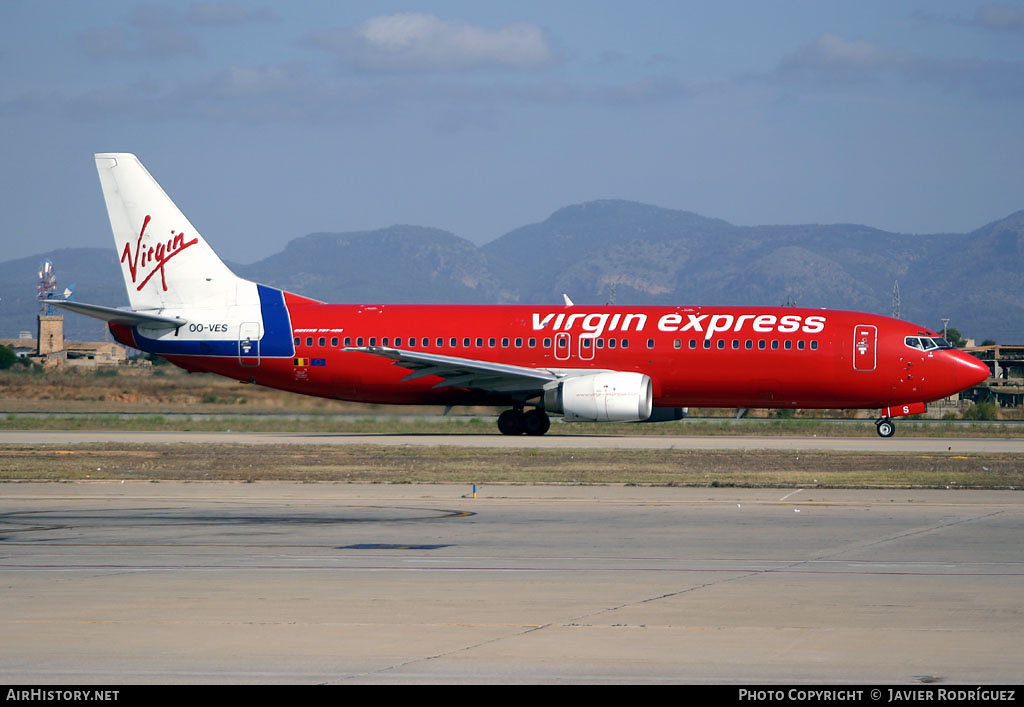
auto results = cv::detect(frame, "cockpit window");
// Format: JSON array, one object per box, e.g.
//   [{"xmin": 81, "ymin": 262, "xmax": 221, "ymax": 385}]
[{"xmin": 905, "ymin": 336, "xmax": 953, "ymax": 351}]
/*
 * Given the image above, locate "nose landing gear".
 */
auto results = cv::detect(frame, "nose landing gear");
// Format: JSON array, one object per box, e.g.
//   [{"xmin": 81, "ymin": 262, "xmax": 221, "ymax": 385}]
[{"xmin": 874, "ymin": 402, "xmax": 927, "ymax": 438}]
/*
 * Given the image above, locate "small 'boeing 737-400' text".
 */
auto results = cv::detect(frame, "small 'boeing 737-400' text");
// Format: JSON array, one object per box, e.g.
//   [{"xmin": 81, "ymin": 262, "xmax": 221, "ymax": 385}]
[{"xmin": 54, "ymin": 154, "xmax": 990, "ymax": 437}]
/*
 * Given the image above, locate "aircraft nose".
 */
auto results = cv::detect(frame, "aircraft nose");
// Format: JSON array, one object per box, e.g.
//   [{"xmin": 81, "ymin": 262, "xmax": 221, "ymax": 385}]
[{"xmin": 953, "ymin": 351, "xmax": 991, "ymax": 390}]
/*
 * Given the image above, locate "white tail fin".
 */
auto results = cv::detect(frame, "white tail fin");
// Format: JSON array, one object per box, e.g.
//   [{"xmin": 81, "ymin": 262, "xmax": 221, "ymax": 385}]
[{"xmin": 95, "ymin": 153, "xmax": 241, "ymax": 312}]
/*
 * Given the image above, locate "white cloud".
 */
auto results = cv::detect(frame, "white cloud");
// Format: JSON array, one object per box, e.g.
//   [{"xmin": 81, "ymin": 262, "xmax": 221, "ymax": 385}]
[
  {"xmin": 973, "ymin": 4, "xmax": 1024, "ymax": 31},
  {"xmin": 780, "ymin": 33, "xmax": 909, "ymax": 74},
  {"xmin": 130, "ymin": 2, "xmax": 278, "ymax": 28},
  {"xmin": 913, "ymin": 3, "xmax": 1024, "ymax": 32},
  {"xmin": 75, "ymin": 3, "xmax": 277, "ymax": 62},
  {"xmin": 76, "ymin": 24, "xmax": 203, "ymax": 62},
  {"xmin": 309, "ymin": 13, "xmax": 556, "ymax": 73},
  {"xmin": 186, "ymin": 2, "xmax": 279, "ymax": 26},
  {"xmin": 774, "ymin": 32, "xmax": 1024, "ymax": 100}
]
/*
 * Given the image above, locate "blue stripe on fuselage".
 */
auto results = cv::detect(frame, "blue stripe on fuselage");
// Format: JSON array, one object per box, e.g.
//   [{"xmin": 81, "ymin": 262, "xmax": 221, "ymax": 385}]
[
  {"xmin": 256, "ymin": 284, "xmax": 294, "ymax": 357},
  {"xmin": 132, "ymin": 284, "xmax": 295, "ymax": 358}
]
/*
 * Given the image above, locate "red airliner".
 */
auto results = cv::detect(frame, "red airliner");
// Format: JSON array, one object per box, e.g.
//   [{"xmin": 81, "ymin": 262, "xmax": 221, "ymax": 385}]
[{"xmin": 55, "ymin": 154, "xmax": 990, "ymax": 437}]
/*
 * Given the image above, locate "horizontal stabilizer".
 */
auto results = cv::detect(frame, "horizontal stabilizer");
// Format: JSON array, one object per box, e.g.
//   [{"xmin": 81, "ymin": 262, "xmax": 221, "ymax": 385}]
[{"xmin": 46, "ymin": 299, "xmax": 186, "ymax": 328}]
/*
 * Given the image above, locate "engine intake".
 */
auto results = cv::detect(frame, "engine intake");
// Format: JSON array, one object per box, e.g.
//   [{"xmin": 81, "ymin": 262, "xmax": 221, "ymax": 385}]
[{"xmin": 544, "ymin": 372, "xmax": 653, "ymax": 422}]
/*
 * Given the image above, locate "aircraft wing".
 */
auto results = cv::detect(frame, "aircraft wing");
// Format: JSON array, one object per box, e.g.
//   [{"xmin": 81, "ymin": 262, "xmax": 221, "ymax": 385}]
[
  {"xmin": 344, "ymin": 346, "xmax": 560, "ymax": 394},
  {"xmin": 46, "ymin": 299, "xmax": 186, "ymax": 328}
]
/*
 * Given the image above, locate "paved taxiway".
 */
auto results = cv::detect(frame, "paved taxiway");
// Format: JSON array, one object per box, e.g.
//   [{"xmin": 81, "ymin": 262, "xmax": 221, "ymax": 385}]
[
  {"xmin": 1, "ymin": 481, "xmax": 1022, "ymax": 684},
  {"xmin": 2, "ymin": 429, "xmax": 1023, "ymax": 452}
]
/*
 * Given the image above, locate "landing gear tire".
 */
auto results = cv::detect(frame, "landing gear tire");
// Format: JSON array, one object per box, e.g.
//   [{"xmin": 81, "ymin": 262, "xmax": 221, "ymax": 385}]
[
  {"xmin": 497, "ymin": 409, "xmax": 526, "ymax": 435},
  {"xmin": 523, "ymin": 409, "xmax": 551, "ymax": 436},
  {"xmin": 875, "ymin": 418, "xmax": 895, "ymax": 438}
]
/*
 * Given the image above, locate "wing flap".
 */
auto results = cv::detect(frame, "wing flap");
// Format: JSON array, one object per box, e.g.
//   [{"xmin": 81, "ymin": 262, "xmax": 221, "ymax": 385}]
[{"xmin": 345, "ymin": 346, "xmax": 558, "ymax": 394}]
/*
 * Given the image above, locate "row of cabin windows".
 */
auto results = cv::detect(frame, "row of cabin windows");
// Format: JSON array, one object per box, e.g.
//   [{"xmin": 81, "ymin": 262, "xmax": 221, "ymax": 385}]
[
  {"xmin": 294, "ymin": 335, "xmax": 632, "ymax": 349},
  {"xmin": 294, "ymin": 335, "xmax": 817, "ymax": 352},
  {"xmin": 668, "ymin": 338, "xmax": 819, "ymax": 351}
]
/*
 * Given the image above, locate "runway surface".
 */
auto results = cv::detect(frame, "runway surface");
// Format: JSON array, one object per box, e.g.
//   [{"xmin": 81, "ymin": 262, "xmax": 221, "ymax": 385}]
[
  {"xmin": 2, "ymin": 429, "xmax": 1022, "ymax": 452},
  {"xmin": 1, "ymin": 482, "xmax": 1022, "ymax": 684}
]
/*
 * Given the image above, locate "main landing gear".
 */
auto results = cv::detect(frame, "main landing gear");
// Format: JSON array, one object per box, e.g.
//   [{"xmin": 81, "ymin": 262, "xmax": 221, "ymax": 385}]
[
  {"xmin": 875, "ymin": 417, "xmax": 895, "ymax": 438},
  {"xmin": 497, "ymin": 407, "xmax": 551, "ymax": 436}
]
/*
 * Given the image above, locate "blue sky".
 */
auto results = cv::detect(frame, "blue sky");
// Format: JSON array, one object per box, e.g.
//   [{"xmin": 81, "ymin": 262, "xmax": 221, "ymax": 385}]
[{"xmin": 2, "ymin": 1, "xmax": 1023, "ymax": 264}]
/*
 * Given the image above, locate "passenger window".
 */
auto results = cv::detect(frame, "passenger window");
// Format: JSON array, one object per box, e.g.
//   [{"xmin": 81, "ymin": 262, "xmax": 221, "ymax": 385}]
[
  {"xmin": 647, "ymin": 339, "xmax": 655, "ymax": 349},
  {"xmin": 731, "ymin": 339, "xmax": 739, "ymax": 350},
  {"xmin": 703, "ymin": 340, "xmax": 711, "ymax": 349},
  {"xmin": 596, "ymin": 339, "xmax": 604, "ymax": 348},
  {"xmin": 622, "ymin": 339, "xmax": 629, "ymax": 349},
  {"xmin": 305, "ymin": 337, "xmax": 313, "ymax": 347},
  {"xmin": 528, "ymin": 338, "xmax": 536, "ymax": 347},
  {"xmin": 515, "ymin": 337, "xmax": 522, "ymax": 347},
  {"xmin": 357, "ymin": 337, "xmax": 364, "ymax": 346},
  {"xmin": 674, "ymin": 339, "xmax": 681, "ymax": 349},
  {"xmin": 476, "ymin": 337, "xmax": 483, "ymax": 347},
  {"xmin": 369, "ymin": 337, "xmax": 377, "ymax": 347},
  {"xmin": 544, "ymin": 338, "xmax": 552, "ymax": 347},
  {"xmin": 331, "ymin": 337, "xmax": 338, "ymax": 347},
  {"xmin": 771, "ymin": 340, "xmax": 779, "ymax": 350},
  {"xmin": 382, "ymin": 337, "xmax": 389, "ymax": 347},
  {"xmin": 344, "ymin": 337, "xmax": 351, "ymax": 347},
  {"xmin": 798, "ymin": 340, "xmax": 805, "ymax": 350},
  {"xmin": 502, "ymin": 337, "xmax": 510, "ymax": 347},
  {"xmin": 608, "ymin": 339, "xmax": 616, "ymax": 349},
  {"xmin": 293, "ymin": 337, "xmax": 300, "ymax": 346},
  {"xmin": 758, "ymin": 340, "xmax": 766, "ymax": 350},
  {"xmin": 488, "ymin": 337, "xmax": 496, "ymax": 347},
  {"xmin": 784, "ymin": 340, "xmax": 792, "ymax": 350},
  {"xmin": 423, "ymin": 338, "xmax": 430, "ymax": 347},
  {"xmin": 810, "ymin": 341, "xmax": 819, "ymax": 350},
  {"xmin": 689, "ymin": 339, "xmax": 696, "ymax": 349},
  {"xmin": 745, "ymin": 340, "xmax": 753, "ymax": 350}
]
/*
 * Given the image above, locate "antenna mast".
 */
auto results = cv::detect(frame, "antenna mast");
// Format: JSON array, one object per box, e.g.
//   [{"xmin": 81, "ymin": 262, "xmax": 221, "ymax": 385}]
[{"xmin": 37, "ymin": 259, "xmax": 56, "ymax": 314}]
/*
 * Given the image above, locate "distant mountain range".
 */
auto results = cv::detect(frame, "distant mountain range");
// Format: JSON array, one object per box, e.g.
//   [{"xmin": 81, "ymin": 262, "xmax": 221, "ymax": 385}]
[{"xmin": 2, "ymin": 200, "xmax": 1022, "ymax": 343}]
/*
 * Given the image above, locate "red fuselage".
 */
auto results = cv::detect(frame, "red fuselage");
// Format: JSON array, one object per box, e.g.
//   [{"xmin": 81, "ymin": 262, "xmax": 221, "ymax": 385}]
[{"xmin": 128, "ymin": 299, "xmax": 989, "ymax": 412}]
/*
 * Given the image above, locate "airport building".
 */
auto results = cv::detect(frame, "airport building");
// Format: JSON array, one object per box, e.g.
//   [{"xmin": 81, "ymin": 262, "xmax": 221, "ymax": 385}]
[
  {"xmin": 0, "ymin": 313, "xmax": 126, "ymax": 368},
  {"xmin": 963, "ymin": 344, "xmax": 1024, "ymax": 408}
]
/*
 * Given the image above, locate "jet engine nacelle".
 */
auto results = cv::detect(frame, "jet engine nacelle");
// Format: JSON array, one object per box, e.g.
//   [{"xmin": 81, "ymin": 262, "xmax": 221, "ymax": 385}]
[{"xmin": 544, "ymin": 372, "xmax": 653, "ymax": 422}]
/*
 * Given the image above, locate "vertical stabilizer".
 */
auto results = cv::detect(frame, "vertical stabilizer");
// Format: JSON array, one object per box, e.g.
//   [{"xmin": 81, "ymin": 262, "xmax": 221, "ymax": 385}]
[{"xmin": 95, "ymin": 153, "xmax": 241, "ymax": 312}]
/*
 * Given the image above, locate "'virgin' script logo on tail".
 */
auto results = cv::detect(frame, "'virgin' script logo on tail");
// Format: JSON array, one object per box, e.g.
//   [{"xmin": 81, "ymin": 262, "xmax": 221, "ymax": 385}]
[{"xmin": 121, "ymin": 215, "xmax": 199, "ymax": 291}]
